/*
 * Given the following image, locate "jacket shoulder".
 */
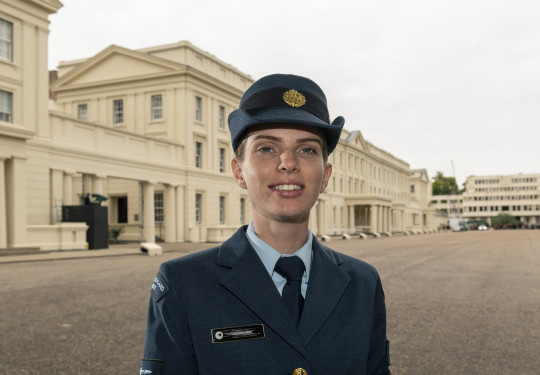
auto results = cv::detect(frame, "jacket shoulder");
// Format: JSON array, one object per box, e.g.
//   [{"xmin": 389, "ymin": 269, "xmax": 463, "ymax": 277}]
[
  {"xmin": 158, "ymin": 245, "xmax": 220, "ymax": 278},
  {"xmin": 319, "ymin": 243, "xmax": 380, "ymax": 283}
]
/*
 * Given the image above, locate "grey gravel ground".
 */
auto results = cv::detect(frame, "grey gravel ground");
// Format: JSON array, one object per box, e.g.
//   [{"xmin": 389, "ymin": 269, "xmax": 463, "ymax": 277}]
[{"xmin": 0, "ymin": 230, "xmax": 539, "ymax": 374}]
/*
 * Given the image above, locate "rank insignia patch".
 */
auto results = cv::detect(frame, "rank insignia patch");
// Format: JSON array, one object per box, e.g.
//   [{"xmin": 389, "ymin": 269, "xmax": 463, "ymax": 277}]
[
  {"xmin": 151, "ymin": 272, "xmax": 169, "ymax": 302},
  {"xmin": 211, "ymin": 324, "xmax": 265, "ymax": 343}
]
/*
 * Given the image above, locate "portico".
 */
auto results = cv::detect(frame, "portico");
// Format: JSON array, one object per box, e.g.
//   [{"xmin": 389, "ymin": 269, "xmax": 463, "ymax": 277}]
[{"xmin": 345, "ymin": 195, "xmax": 394, "ymax": 234}]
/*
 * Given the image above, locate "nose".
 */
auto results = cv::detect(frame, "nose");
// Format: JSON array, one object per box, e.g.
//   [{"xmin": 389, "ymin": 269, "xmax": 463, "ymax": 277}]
[{"xmin": 278, "ymin": 150, "xmax": 299, "ymax": 172}]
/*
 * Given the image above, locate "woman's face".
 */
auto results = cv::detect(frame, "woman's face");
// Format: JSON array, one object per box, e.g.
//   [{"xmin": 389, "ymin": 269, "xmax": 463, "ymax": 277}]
[{"xmin": 232, "ymin": 123, "xmax": 332, "ymax": 225}]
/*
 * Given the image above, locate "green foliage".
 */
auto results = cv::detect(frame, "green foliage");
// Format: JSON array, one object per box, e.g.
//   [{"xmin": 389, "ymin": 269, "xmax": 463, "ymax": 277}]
[
  {"xmin": 491, "ymin": 213, "xmax": 520, "ymax": 229},
  {"xmin": 108, "ymin": 227, "xmax": 124, "ymax": 243},
  {"xmin": 432, "ymin": 171, "xmax": 459, "ymax": 195},
  {"xmin": 92, "ymin": 194, "xmax": 108, "ymax": 204}
]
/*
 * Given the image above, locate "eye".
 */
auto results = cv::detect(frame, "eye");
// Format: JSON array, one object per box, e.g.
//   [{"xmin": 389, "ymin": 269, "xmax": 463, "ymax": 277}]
[
  {"xmin": 257, "ymin": 146, "xmax": 274, "ymax": 153},
  {"xmin": 299, "ymin": 147, "xmax": 317, "ymax": 155}
]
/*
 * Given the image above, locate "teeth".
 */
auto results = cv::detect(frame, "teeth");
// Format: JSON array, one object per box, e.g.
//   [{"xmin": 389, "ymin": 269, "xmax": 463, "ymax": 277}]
[{"xmin": 273, "ymin": 184, "xmax": 302, "ymax": 191}]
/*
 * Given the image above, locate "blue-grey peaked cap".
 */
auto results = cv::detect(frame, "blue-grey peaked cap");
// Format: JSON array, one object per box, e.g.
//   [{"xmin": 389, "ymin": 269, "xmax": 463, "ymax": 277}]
[{"xmin": 228, "ymin": 73, "xmax": 345, "ymax": 154}]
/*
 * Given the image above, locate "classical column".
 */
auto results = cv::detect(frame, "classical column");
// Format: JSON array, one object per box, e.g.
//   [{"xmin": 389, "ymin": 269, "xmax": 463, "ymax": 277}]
[
  {"xmin": 381, "ymin": 206, "xmax": 385, "ymax": 232},
  {"xmin": 142, "ymin": 181, "xmax": 156, "ymax": 243},
  {"xmin": 0, "ymin": 158, "xmax": 7, "ymax": 248},
  {"xmin": 63, "ymin": 171, "xmax": 74, "ymax": 206},
  {"xmin": 50, "ymin": 169, "xmax": 64, "ymax": 224},
  {"xmin": 363, "ymin": 206, "xmax": 368, "ymax": 229},
  {"xmin": 82, "ymin": 174, "xmax": 93, "ymax": 195},
  {"xmin": 175, "ymin": 185, "xmax": 185, "ymax": 242},
  {"xmin": 377, "ymin": 205, "xmax": 383, "ymax": 233},
  {"xmin": 92, "ymin": 175, "xmax": 106, "ymax": 195},
  {"xmin": 370, "ymin": 205, "xmax": 377, "ymax": 233},
  {"xmin": 164, "ymin": 185, "xmax": 176, "ymax": 243},
  {"xmin": 6, "ymin": 157, "xmax": 27, "ymax": 247},
  {"xmin": 349, "ymin": 205, "xmax": 355, "ymax": 230}
]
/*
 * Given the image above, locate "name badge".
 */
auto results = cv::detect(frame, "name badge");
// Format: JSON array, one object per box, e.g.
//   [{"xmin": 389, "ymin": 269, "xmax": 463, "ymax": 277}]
[{"xmin": 211, "ymin": 324, "xmax": 265, "ymax": 343}]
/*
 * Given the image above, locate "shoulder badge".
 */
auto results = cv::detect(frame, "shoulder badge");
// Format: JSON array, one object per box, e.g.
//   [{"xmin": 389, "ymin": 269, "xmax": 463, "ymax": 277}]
[{"xmin": 151, "ymin": 272, "xmax": 169, "ymax": 302}]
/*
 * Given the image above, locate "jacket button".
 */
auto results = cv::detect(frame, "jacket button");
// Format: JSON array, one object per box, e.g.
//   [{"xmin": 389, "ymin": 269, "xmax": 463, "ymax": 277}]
[{"xmin": 292, "ymin": 369, "xmax": 307, "ymax": 375}]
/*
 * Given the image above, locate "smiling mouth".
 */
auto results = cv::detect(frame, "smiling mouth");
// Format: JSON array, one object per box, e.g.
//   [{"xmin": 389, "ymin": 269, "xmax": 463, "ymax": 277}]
[{"xmin": 271, "ymin": 184, "xmax": 304, "ymax": 191}]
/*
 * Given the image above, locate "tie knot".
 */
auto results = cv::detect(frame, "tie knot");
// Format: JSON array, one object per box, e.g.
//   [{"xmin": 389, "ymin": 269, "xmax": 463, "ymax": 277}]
[{"xmin": 274, "ymin": 256, "xmax": 305, "ymax": 282}]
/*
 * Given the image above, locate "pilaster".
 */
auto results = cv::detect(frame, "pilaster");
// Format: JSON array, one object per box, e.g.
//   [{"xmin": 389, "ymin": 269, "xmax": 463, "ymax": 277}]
[
  {"xmin": 6, "ymin": 156, "xmax": 27, "ymax": 247},
  {"xmin": 164, "ymin": 184, "xmax": 176, "ymax": 243},
  {"xmin": 0, "ymin": 158, "xmax": 6, "ymax": 248},
  {"xmin": 142, "ymin": 181, "xmax": 156, "ymax": 243}
]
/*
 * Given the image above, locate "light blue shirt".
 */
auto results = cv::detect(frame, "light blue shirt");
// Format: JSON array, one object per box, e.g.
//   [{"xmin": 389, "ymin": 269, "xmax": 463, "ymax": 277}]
[{"xmin": 246, "ymin": 221, "xmax": 312, "ymax": 298}]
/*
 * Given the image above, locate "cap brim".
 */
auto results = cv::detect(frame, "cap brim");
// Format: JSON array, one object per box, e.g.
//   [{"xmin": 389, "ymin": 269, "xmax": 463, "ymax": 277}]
[{"xmin": 229, "ymin": 107, "xmax": 344, "ymax": 154}]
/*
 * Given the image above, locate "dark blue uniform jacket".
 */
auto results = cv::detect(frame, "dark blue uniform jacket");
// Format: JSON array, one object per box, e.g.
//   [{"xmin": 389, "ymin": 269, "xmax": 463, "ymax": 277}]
[{"xmin": 142, "ymin": 226, "xmax": 390, "ymax": 374}]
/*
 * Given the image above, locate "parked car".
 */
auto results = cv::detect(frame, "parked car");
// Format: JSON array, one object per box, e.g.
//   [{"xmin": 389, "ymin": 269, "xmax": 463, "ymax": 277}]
[{"xmin": 478, "ymin": 225, "xmax": 488, "ymax": 231}]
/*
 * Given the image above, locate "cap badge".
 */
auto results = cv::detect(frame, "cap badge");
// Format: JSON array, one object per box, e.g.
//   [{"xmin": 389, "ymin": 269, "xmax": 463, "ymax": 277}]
[{"xmin": 283, "ymin": 89, "xmax": 306, "ymax": 108}]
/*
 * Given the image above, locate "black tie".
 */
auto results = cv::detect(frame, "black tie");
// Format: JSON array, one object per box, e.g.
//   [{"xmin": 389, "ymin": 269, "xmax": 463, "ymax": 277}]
[{"xmin": 274, "ymin": 256, "xmax": 305, "ymax": 326}]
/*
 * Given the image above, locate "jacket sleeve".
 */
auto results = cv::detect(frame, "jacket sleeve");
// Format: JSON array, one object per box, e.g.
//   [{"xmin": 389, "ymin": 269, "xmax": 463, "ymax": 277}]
[
  {"xmin": 366, "ymin": 273, "xmax": 391, "ymax": 375},
  {"xmin": 141, "ymin": 263, "xmax": 199, "ymax": 375}
]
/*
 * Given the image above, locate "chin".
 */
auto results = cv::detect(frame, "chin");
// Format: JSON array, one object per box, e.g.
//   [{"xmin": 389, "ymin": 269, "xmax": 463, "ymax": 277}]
[{"xmin": 272, "ymin": 211, "xmax": 311, "ymax": 224}]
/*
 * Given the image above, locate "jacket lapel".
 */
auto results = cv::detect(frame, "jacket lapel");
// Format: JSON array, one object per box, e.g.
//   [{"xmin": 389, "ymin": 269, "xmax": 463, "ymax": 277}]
[
  {"xmin": 298, "ymin": 238, "xmax": 351, "ymax": 347},
  {"xmin": 217, "ymin": 227, "xmax": 308, "ymax": 358}
]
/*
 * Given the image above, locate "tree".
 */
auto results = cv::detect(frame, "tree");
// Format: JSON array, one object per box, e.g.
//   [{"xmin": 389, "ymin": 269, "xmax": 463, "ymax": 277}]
[
  {"xmin": 491, "ymin": 213, "xmax": 520, "ymax": 229},
  {"xmin": 432, "ymin": 171, "xmax": 459, "ymax": 195}
]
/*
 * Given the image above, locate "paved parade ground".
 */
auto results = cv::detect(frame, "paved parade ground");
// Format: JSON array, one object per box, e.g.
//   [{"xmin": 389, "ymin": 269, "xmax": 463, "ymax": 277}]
[{"xmin": 1, "ymin": 230, "xmax": 539, "ymax": 374}]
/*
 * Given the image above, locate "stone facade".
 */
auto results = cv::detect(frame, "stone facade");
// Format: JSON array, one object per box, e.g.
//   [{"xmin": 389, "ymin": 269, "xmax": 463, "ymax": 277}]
[
  {"xmin": 1, "ymin": 0, "xmax": 441, "ymax": 251},
  {"xmin": 430, "ymin": 194, "xmax": 464, "ymax": 218}
]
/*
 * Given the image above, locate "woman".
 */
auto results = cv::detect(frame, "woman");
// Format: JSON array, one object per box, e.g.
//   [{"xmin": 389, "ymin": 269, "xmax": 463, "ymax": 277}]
[{"xmin": 141, "ymin": 74, "xmax": 391, "ymax": 375}]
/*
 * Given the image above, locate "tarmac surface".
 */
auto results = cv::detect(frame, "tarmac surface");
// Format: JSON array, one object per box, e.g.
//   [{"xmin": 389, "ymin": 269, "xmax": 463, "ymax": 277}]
[{"xmin": 1, "ymin": 229, "xmax": 539, "ymax": 374}]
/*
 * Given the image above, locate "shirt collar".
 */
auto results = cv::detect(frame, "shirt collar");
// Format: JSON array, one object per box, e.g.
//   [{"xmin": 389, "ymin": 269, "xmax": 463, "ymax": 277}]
[{"xmin": 246, "ymin": 221, "xmax": 312, "ymax": 281}]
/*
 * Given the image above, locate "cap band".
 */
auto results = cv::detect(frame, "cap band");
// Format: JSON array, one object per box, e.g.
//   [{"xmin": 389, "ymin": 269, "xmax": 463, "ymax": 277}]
[{"xmin": 240, "ymin": 87, "xmax": 330, "ymax": 124}]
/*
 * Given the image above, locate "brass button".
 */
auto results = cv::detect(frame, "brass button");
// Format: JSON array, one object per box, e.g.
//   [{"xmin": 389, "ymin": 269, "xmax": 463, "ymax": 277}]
[{"xmin": 292, "ymin": 368, "xmax": 307, "ymax": 375}]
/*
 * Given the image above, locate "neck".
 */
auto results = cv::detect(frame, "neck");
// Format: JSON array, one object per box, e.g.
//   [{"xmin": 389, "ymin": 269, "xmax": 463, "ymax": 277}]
[{"xmin": 252, "ymin": 216, "xmax": 310, "ymax": 254}]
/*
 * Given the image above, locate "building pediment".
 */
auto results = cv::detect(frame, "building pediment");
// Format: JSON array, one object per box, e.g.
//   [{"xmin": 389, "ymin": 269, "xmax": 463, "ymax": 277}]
[
  {"xmin": 344, "ymin": 130, "xmax": 370, "ymax": 153},
  {"xmin": 411, "ymin": 168, "xmax": 430, "ymax": 183},
  {"xmin": 51, "ymin": 45, "xmax": 185, "ymax": 91}
]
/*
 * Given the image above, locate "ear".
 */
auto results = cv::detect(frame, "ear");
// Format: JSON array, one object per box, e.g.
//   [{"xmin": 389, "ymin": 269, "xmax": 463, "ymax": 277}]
[
  {"xmin": 320, "ymin": 163, "xmax": 332, "ymax": 193},
  {"xmin": 231, "ymin": 158, "xmax": 247, "ymax": 189}
]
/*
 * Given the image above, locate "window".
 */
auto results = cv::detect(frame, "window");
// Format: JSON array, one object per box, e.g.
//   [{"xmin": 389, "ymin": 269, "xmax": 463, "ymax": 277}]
[
  {"xmin": 219, "ymin": 196, "xmax": 225, "ymax": 224},
  {"xmin": 195, "ymin": 194, "xmax": 202, "ymax": 224},
  {"xmin": 151, "ymin": 94, "xmax": 162, "ymax": 121},
  {"xmin": 195, "ymin": 96, "xmax": 202, "ymax": 121},
  {"xmin": 113, "ymin": 99, "xmax": 123, "ymax": 125},
  {"xmin": 219, "ymin": 105, "xmax": 225, "ymax": 129},
  {"xmin": 0, "ymin": 90, "xmax": 12, "ymax": 123},
  {"xmin": 240, "ymin": 198, "xmax": 245, "ymax": 224},
  {"xmin": 410, "ymin": 185, "xmax": 415, "ymax": 193},
  {"xmin": 154, "ymin": 192, "xmax": 164, "ymax": 223},
  {"xmin": 77, "ymin": 103, "xmax": 88, "ymax": 121},
  {"xmin": 195, "ymin": 142, "xmax": 202, "ymax": 168},
  {"xmin": 0, "ymin": 18, "xmax": 13, "ymax": 62},
  {"xmin": 219, "ymin": 148, "xmax": 226, "ymax": 173}
]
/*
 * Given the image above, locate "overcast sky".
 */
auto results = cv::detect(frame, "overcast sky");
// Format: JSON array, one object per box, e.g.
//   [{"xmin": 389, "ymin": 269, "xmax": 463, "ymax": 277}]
[{"xmin": 48, "ymin": 0, "xmax": 540, "ymax": 186}]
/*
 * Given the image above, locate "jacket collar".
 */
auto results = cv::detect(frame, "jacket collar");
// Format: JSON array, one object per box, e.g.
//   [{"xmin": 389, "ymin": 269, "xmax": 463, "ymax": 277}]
[{"xmin": 217, "ymin": 226, "xmax": 350, "ymax": 357}]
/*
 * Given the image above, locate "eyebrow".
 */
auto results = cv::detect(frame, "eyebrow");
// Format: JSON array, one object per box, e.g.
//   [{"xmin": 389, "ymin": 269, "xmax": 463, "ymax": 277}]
[{"xmin": 252, "ymin": 134, "xmax": 322, "ymax": 146}]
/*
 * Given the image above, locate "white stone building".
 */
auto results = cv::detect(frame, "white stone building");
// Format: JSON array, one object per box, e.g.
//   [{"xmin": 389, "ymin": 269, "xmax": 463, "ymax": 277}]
[
  {"xmin": 462, "ymin": 174, "xmax": 540, "ymax": 227},
  {"xmin": 1, "ymin": 0, "xmax": 441, "ymax": 253}
]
